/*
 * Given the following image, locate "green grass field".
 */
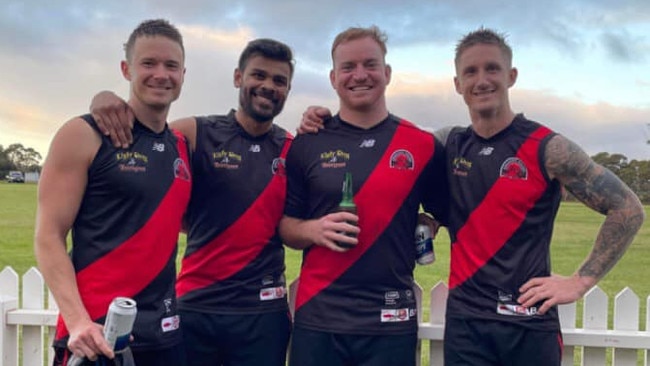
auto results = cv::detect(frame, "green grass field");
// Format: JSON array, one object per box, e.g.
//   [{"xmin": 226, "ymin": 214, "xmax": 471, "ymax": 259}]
[{"xmin": 2, "ymin": 181, "xmax": 649, "ymax": 323}]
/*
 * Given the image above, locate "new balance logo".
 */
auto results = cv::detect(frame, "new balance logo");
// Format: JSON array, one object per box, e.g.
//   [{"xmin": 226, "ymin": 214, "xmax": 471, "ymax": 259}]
[
  {"xmin": 359, "ymin": 139, "xmax": 375, "ymax": 148},
  {"xmin": 152, "ymin": 143, "xmax": 165, "ymax": 152},
  {"xmin": 478, "ymin": 147, "xmax": 494, "ymax": 156},
  {"xmin": 249, "ymin": 144, "xmax": 261, "ymax": 152}
]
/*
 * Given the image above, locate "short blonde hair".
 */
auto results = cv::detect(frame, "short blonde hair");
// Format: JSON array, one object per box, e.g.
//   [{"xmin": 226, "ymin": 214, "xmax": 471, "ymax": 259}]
[{"xmin": 331, "ymin": 25, "xmax": 388, "ymax": 61}]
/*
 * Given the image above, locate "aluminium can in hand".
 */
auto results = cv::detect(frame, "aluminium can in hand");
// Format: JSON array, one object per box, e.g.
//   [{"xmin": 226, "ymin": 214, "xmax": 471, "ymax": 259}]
[
  {"xmin": 415, "ymin": 224, "xmax": 435, "ymax": 265},
  {"xmin": 105, "ymin": 296, "xmax": 137, "ymax": 351},
  {"xmin": 67, "ymin": 296, "xmax": 137, "ymax": 366}
]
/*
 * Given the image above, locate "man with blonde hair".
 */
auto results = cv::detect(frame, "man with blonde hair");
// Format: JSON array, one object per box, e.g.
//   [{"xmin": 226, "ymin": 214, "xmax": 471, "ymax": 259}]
[{"xmin": 279, "ymin": 26, "xmax": 448, "ymax": 366}]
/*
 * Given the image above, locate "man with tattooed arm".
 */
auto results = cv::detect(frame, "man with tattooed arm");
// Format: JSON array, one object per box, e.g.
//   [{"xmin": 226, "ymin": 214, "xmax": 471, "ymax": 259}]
[{"xmin": 300, "ymin": 27, "xmax": 645, "ymax": 366}]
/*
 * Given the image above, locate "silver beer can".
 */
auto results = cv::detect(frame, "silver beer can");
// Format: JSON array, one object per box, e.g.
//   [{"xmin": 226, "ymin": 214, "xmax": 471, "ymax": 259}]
[
  {"xmin": 415, "ymin": 224, "xmax": 435, "ymax": 265},
  {"xmin": 67, "ymin": 296, "xmax": 137, "ymax": 366},
  {"xmin": 105, "ymin": 297, "xmax": 138, "ymax": 351}
]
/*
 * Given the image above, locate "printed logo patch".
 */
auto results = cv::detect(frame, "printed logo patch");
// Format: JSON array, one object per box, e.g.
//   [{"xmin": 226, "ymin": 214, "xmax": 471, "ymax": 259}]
[
  {"xmin": 478, "ymin": 146, "xmax": 494, "ymax": 156},
  {"xmin": 496, "ymin": 302, "xmax": 538, "ymax": 317},
  {"xmin": 319, "ymin": 149, "xmax": 350, "ymax": 169},
  {"xmin": 389, "ymin": 150, "xmax": 414, "ymax": 170},
  {"xmin": 161, "ymin": 315, "xmax": 180, "ymax": 332},
  {"xmin": 452, "ymin": 157, "xmax": 472, "ymax": 177},
  {"xmin": 152, "ymin": 142, "xmax": 165, "ymax": 152},
  {"xmin": 174, "ymin": 158, "xmax": 190, "ymax": 181},
  {"xmin": 213, "ymin": 150, "xmax": 242, "ymax": 169},
  {"xmin": 272, "ymin": 157, "xmax": 286, "ymax": 176},
  {"xmin": 163, "ymin": 298, "xmax": 173, "ymax": 313},
  {"xmin": 380, "ymin": 308, "xmax": 410, "ymax": 322},
  {"xmin": 260, "ymin": 286, "xmax": 287, "ymax": 301},
  {"xmin": 499, "ymin": 157, "xmax": 528, "ymax": 180},
  {"xmin": 115, "ymin": 152, "xmax": 148, "ymax": 173}
]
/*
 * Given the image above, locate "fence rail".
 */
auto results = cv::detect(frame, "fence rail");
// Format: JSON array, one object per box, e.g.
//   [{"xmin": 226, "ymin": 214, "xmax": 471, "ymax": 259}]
[{"xmin": 3, "ymin": 267, "xmax": 650, "ymax": 366}]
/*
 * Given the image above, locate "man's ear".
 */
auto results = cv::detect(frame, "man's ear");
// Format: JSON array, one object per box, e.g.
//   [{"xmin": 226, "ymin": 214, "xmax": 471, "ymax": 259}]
[
  {"xmin": 385, "ymin": 64, "xmax": 392, "ymax": 85},
  {"xmin": 508, "ymin": 67, "xmax": 518, "ymax": 88},
  {"xmin": 121, "ymin": 60, "xmax": 131, "ymax": 81},
  {"xmin": 453, "ymin": 76, "xmax": 461, "ymax": 95},
  {"xmin": 234, "ymin": 68, "xmax": 242, "ymax": 88}
]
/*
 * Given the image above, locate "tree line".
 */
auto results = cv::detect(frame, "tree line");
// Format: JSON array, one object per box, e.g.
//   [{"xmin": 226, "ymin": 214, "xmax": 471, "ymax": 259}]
[
  {"xmin": 0, "ymin": 143, "xmax": 42, "ymax": 177},
  {"xmin": 0, "ymin": 143, "xmax": 648, "ymax": 204},
  {"xmin": 589, "ymin": 152, "xmax": 650, "ymax": 204}
]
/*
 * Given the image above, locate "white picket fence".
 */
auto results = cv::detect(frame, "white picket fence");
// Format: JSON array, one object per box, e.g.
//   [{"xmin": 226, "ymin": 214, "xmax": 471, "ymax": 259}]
[{"xmin": 3, "ymin": 267, "xmax": 650, "ymax": 366}]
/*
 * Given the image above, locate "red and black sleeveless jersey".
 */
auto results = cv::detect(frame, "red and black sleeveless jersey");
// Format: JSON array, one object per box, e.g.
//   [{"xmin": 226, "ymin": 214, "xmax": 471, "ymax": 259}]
[
  {"xmin": 54, "ymin": 114, "xmax": 192, "ymax": 350},
  {"xmin": 285, "ymin": 114, "xmax": 448, "ymax": 335},
  {"xmin": 445, "ymin": 114, "xmax": 562, "ymax": 331},
  {"xmin": 176, "ymin": 110, "xmax": 292, "ymax": 314}
]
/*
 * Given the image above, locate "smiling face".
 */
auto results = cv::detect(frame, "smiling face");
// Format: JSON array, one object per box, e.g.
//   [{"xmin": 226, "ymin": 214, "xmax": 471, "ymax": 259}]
[
  {"xmin": 454, "ymin": 43, "xmax": 517, "ymax": 120},
  {"xmin": 121, "ymin": 35, "xmax": 185, "ymax": 112},
  {"xmin": 330, "ymin": 36, "xmax": 391, "ymax": 114},
  {"xmin": 235, "ymin": 55, "xmax": 292, "ymax": 124}
]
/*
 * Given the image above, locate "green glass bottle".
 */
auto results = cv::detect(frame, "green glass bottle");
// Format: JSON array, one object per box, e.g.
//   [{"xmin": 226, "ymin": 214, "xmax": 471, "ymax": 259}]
[{"xmin": 336, "ymin": 172, "xmax": 357, "ymax": 249}]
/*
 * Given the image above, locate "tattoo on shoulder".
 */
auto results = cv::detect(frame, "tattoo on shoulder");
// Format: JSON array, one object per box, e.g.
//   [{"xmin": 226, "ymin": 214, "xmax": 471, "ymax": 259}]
[{"xmin": 546, "ymin": 136, "xmax": 626, "ymax": 214}]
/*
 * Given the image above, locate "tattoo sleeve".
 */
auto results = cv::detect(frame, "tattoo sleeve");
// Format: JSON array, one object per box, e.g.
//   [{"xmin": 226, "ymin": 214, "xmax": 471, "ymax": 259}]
[{"xmin": 545, "ymin": 135, "xmax": 645, "ymax": 280}]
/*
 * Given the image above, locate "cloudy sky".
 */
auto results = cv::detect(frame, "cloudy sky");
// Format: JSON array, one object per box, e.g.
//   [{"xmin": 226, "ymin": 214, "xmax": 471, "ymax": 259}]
[{"xmin": 1, "ymin": 0, "xmax": 649, "ymax": 161}]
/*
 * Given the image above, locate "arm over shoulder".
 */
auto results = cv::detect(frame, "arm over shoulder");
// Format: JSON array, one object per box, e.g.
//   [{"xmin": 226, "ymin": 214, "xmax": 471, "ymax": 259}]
[{"xmin": 170, "ymin": 116, "xmax": 198, "ymax": 152}]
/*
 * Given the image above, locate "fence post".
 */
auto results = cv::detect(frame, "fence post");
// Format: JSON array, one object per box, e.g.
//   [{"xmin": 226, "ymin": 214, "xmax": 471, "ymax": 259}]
[
  {"xmin": 0, "ymin": 267, "xmax": 19, "ymax": 366},
  {"xmin": 582, "ymin": 287, "xmax": 608, "ymax": 366},
  {"xmin": 22, "ymin": 267, "xmax": 47, "ymax": 366}
]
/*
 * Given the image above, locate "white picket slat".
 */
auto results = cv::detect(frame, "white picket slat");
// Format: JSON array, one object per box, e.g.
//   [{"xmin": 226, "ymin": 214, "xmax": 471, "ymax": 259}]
[
  {"xmin": 582, "ymin": 287, "xmax": 608, "ymax": 366},
  {"xmin": 612, "ymin": 288, "xmax": 639, "ymax": 366},
  {"xmin": 426, "ymin": 282, "xmax": 446, "ymax": 366},
  {"xmin": 0, "ymin": 267, "xmax": 19, "ymax": 366},
  {"xmin": 559, "ymin": 301, "xmax": 577, "ymax": 366},
  {"xmin": 22, "ymin": 267, "xmax": 45, "ymax": 366}
]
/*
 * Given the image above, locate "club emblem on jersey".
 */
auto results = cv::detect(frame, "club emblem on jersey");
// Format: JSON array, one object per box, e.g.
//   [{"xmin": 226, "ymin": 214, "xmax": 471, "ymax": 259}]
[
  {"xmin": 212, "ymin": 150, "xmax": 242, "ymax": 170},
  {"xmin": 271, "ymin": 157, "xmax": 286, "ymax": 176},
  {"xmin": 499, "ymin": 157, "xmax": 528, "ymax": 180},
  {"xmin": 173, "ymin": 158, "xmax": 190, "ymax": 181},
  {"xmin": 389, "ymin": 150, "xmax": 414, "ymax": 170},
  {"xmin": 320, "ymin": 149, "xmax": 350, "ymax": 169}
]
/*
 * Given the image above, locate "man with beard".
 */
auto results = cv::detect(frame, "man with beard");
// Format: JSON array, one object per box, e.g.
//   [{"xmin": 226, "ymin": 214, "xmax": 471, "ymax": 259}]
[{"xmin": 90, "ymin": 38, "xmax": 294, "ymax": 366}]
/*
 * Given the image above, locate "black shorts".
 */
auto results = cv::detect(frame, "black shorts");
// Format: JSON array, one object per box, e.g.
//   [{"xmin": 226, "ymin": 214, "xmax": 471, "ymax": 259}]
[
  {"xmin": 289, "ymin": 327, "xmax": 417, "ymax": 366},
  {"xmin": 180, "ymin": 309, "xmax": 291, "ymax": 366},
  {"xmin": 444, "ymin": 317, "xmax": 562, "ymax": 366},
  {"xmin": 53, "ymin": 344, "xmax": 186, "ymax": 366}
]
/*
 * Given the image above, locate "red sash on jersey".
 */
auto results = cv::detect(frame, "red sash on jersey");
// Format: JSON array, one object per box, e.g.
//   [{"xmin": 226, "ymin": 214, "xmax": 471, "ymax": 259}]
[
  {"xmin": 176, "ymin": 133, "xmax": 292, "ymax": 298},
  {"xmin": 295, "ymin": 121, "xmax": 434, "ymax": 311},
  {"xmin": 449, "ymin": 126, "xmax": 552, "ymax": 289},
  {"xmin": 56, "ymin": 130, "xmax": 191, "ymax": 340}
]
